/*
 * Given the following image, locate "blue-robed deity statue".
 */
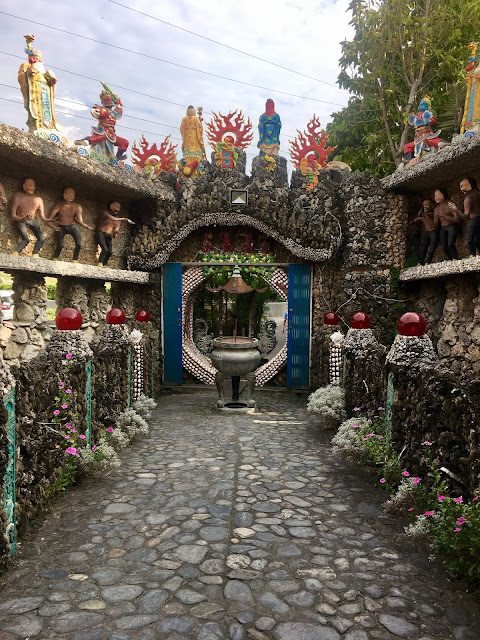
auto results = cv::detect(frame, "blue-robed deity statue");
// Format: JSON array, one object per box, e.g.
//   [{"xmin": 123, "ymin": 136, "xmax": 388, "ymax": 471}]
[{"xmin": 257, "ymin": 99, "xmax": 281, "ymax": 156}]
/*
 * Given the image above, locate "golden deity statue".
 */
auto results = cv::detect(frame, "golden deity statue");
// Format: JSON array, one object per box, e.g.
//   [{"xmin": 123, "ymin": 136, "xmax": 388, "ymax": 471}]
[
  {"xmin": 17, "ymin": 35, "xmax": 60, "ymax": 134},
  {"xmin": 180, "ymin": 105, "xmax": 206, "ymax": 163}
]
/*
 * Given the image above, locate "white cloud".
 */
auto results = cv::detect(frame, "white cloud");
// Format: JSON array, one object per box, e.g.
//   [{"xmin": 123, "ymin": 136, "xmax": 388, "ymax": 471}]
[{"xmin": 55, "ymin": 95, "xmax": 89, "ymax": 112}]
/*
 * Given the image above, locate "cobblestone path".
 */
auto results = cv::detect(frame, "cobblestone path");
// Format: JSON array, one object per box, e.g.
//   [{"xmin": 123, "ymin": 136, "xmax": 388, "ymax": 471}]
[{"xmin": 0, "ymin": 389, "xmax": 478, "ymax": 640}]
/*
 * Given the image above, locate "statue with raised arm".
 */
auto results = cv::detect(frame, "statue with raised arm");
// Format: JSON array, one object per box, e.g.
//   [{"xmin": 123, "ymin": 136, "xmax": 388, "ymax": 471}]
[
  {"xmin": 10, "ymin": 178, "xmax": 55, "ymax": 257},
  {"xmin": 258, "ymin": 99, "xmax": 281, "ymax": 156},
  {"xmin": 48, "ymin": 187, "xmax": 93, "ymax": 262},
  {"xmin": 18, "ymin": 35, "xmax": 60, "ymax": 134},
  {"xmin": 95, "ymin": 201, "xmax": 134, "ymax": 267},
  {"xmin": 409, "ymin": 199, "xmax": 439, "ymax": 265},
  {"xmin": 75, "ymin": 83, "xmax": 129, "ymax": 160}
]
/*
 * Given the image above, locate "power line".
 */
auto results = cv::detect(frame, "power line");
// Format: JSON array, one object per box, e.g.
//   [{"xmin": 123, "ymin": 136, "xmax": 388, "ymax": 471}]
[
  {"xmin": 0, "ymin": 50, "xmax": 191, "ymax": 111},
  {"xmin": 0, "ymin": 96, "xmax": 185, "ymax": 143},
  {"xmin": 0, "ymin": 83, "xmax": 176, "ymax": 130},
  {"xmin": 0, "ymin": 95, "xmax": 296, "ymax": 163},
  {"xmin": 0, "ymin": 51, "xmax": 340, "ymax": 140},
  {"xmin": 106, "ymin": 0, "xmax": 339, "ymax": 89},
  {"xmin": 0, "ymin": 12, "xmax": 346, "ymax": 107},
  {"xmin": 0, "ymin": 79, "xmax": 300, "ymax": 141}
]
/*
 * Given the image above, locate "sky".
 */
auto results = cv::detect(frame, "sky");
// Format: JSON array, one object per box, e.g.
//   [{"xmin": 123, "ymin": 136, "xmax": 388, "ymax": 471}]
[{"xmin": 0, "ymin": 0, "xmax": 354, "ymax": 175}]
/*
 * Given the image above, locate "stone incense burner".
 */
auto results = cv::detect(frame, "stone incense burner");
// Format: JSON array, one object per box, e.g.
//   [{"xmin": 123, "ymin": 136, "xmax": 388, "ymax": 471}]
[{"xmin": 210, "ymin": 336, "xmax": 261, "ymax": 409}]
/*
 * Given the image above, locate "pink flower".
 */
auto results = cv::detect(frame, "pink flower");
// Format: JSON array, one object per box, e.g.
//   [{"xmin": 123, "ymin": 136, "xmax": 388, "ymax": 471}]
[
  {"xmin": 454, "ymin": 496, "xmax": 463, "ymax": 503},
  {"xmin": 58, "ymin": 382, "xmax": 65, "ymax": 389},
  {"xmin": 61, "ymin": 404, "xmax": 68, "ymax": 409},
  {"xmin": 53, "ymin": 410, "xmax": 60, "ymax": 416},
  {"xmin": 66, "ymin": 389, "xmax": 72, "ymax": 394},
  {"xmin": 454, "ymin": 528, "xmax": 462, "ymax": 532},
  {"xmin": 64, "ymin": 434, "xmax": 70, "ymax": 439},
  {"xmin": 366, "ymin": 433, "xmax": 375, "ymax": 437},
  {"xmin": 474, "ymin": 497, "xmax": 479, "ymax": 501},
  {"xmin": 422, "ymin": 440, "xmax": 432, "ymax": 446},
  {"xmin": 65, "ymin": 423, "xmax": 71, "ymax": 428},
  {"xmin": 65, "ymin": 447, "xmax": 78, "ymax": 456},
  {"xmin": 352, "ymin": 424, "xmax": 360, "ymax": 429},
  {"xmin": 92, "ymin": 445, "xmax": 97, "ymax": 451},
  {"xmin": 402, "ymin": 471, "xmax": 410, "ymax": 477},
  {"xmin": 380, "ymin": 478, "xmax": 386, "ymax": 483},
  {"xmin": 424, "ymin": 511, "xmax": 435, "ymax": 516},
  {"xmin": 413, "ymin": 477, "xmax": 421, "ymax": 484},
  {"xmin": 71, "ymin": 428, "xmax": 76, "ymax": 433},
  {"xmin": 362, "ymin": 437, "xmax": 367, "ymax": 441},
  {"xmin": 378, "ymin": 406, "xmax": 384, "ymax": 411},
  {"xmin": 353, "ymin": 407, "xmax": 360, "ymax": 411},
  {"xmin": 66, "ymin": 353, "xmax": 72, "ymax": 359},
  {"xmin": 408, "ymin": 507, "xmax": 413, "ymax": 512},
  {"xmin": 79, "ymin": 434, "xmax": 86, "ymax": 440},
  {"xmin": 107, "ymin": 427, "xmax": 114, "ymax": 432},
  {"xmin": 456, "ymin": 518, "xmax": 466, "ymax": 525},
  {"xmin": 437, "ymin": 495, "xmax": 446, "ymax": 501}
]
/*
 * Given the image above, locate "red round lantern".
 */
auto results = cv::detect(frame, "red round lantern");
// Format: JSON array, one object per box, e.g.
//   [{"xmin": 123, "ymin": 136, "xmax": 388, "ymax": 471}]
[
  {"xmin": 324, "ymin": 312, "xmax": 339, "ymax": 325},
  {"xmin": 350, "ymin": 312, "xmax": 371, "ymax": 329},
  {"xmin": 55, "ymin": 308, "xmax": 83, "ymax": 331},
  {"xmin": 135, "ymin": 309, "xmax": 150, "ymax": 323},
  {"xmin": 397, "ymin": 312, "xmax": 426, "ymax": 336},
  {"xmin": 106, "ymin": 308, "xmax": 126, "ymax": 325}
]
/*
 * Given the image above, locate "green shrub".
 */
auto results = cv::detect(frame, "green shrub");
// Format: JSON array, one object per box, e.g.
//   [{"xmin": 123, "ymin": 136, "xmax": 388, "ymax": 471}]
[{"xmin": 47, "ymin": 284, "xmax": 56, "ymax": 300}]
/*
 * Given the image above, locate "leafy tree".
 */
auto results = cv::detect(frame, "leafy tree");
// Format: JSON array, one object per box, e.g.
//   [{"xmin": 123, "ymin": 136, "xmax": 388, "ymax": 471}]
[{"xmin": 328, "ymin": 0, "xmax": 480, "ymax": 176}]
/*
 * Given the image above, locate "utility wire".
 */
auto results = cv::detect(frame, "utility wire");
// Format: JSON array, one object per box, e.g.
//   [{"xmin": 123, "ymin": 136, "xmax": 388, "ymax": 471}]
[
  {"xmin": 0, "ymin": 50, "xmax": 191, "ymax": 111},
  {"xmin": 0, "ymin": 80, "xmax": 301, "ymax": 141},
  {"xmin": 106, "ymin": 0, "xmax": 339, "ymax": 89},
  {"xmin": 0, "ymin": 95, "xmax": 295, "ymax": 162},
  {"xmin": 0, "ymin": 96, "xmax": 183, "ymax": 142},
  {"xmin": 0, "ymin": 12, "xmax": 346, "ymax": 107},
  {"xmin": 0, "ymin": 83, "xmax": 176, "ymax": 129}
]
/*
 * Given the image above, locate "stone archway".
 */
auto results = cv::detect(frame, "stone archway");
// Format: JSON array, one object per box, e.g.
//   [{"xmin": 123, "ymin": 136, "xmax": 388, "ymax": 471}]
[{"xmin": 181, "ymin": 266, "xmax": 289, "ymax": 387}]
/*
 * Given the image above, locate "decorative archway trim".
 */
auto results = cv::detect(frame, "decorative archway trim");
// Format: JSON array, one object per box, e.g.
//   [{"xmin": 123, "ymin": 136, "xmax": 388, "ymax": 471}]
[
  {"xmin": 181, "ymin": 266, "xmax": 288, "ymax": 387},
  {"xmin": 129, "ymin": 212, "xmax": 340, "ymax": 270}
]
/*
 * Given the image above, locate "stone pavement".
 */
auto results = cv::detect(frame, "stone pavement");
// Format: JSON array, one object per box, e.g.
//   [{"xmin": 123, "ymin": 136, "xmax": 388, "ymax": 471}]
[{"xmin": 0, "ymin": 389, "xmax": 478, "ymax": 640}]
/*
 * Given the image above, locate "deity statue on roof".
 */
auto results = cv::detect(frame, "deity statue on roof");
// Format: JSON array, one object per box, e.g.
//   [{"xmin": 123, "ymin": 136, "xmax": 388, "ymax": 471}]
[
  {"xmin": 18, "ymin": 35, "xmax": 60, "ymax": 134},
  {"xmin": 74, "ymin": 83, "xmax": 129, "ymax": 161},
  {"xmin": 180, "ymin": 105, "xmax": 206, "ymax": 163},
  {"xmin": 461, "ymin": 41, "xmax": 480, "ymax": 135},
  {"xmin": 257, "ymin": 99, "xmax": 281, "ymax": 156},
  {"xmin": 402, "ymin": 96, "xmax": 448, "ymax": 163}
]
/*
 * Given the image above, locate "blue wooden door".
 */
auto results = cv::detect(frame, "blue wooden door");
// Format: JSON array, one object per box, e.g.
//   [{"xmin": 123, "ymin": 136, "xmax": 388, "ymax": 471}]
[
  {"xmin": 162, "ymin": 263, "xmax": 183, "ymax": 384},
  {"xmin": 287, "ymin": 263, "xmax": 312, "ymax": 389}
]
